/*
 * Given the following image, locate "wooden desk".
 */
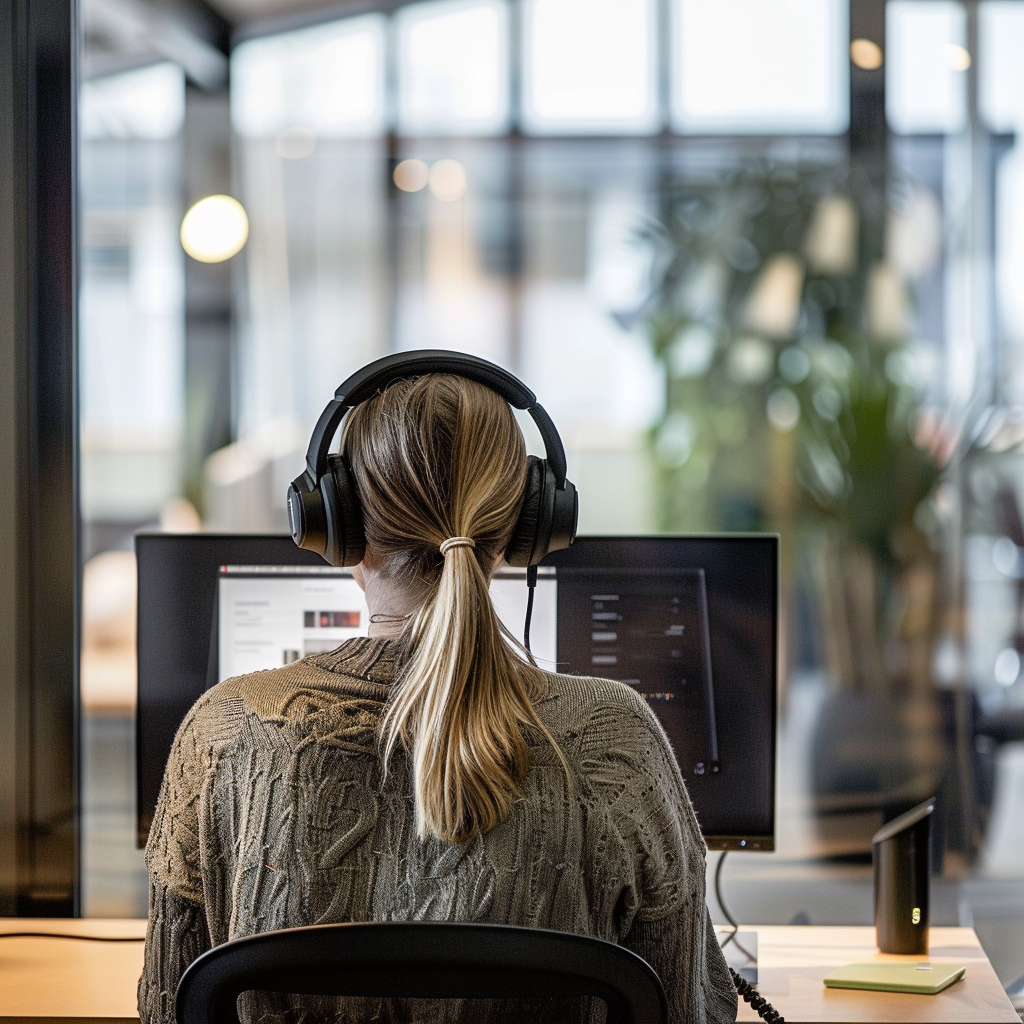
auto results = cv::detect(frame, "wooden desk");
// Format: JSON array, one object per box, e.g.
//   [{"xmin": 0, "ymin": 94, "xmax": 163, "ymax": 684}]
[
  {"xmin": 0, "ymin": 919, "xmax": 145, "ymax": 1023},
  {"xmin": 0, "ymin": 920, "xmax": 1017, "ymax": 1022},
  {"xmin": 735, "ymin": 925, "xmax": 1019, "ymax": 1023}
]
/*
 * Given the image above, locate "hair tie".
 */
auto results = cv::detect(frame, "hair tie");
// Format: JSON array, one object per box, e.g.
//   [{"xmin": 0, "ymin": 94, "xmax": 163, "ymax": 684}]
[{"xmin": 439, "ymin": 536, "xmax": 476, "ymax": 556}]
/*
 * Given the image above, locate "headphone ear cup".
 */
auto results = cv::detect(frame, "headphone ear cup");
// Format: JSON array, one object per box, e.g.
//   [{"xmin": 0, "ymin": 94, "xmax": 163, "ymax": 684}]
[
  {"xmin": 322, "ymin": 454, "xmax": 366, "ymax": 567},
  {"xmin": 547, "ymin": 477, "xmax": 578, "ymax": 555},
  {"xmin": 287, "ymin": 482, "xmax": 328, "ymax": 558},
  {"xmin": 506, "ymin": 456, "xmax": 549, "ymax": 567}
]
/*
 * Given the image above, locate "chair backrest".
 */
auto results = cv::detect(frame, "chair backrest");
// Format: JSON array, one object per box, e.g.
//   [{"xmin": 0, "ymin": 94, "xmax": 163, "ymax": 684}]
[{"xmin": 176, "ymin": 921, "xmax": 667, "ymax": 1024}]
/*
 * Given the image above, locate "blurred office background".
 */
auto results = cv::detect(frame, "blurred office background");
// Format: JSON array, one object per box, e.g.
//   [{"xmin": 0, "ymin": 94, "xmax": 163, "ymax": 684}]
[{"xmin": 78, "ymin": 0, "xmax": 1024, "ymax": 1004}]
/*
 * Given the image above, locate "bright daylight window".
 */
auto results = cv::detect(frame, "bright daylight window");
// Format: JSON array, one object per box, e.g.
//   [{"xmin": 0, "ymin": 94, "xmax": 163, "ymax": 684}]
[
  {"xmin": 981, "ymin": 3, "xmax": 1024, "ymax": 391},
  {"xmin": 671, "ymin": 0, "xmax": 848, "ymax": 134},
  {"xmin": 521, "ymin": 0, "xmax": 659, "ymax": 135},
  {"xmin": 979, "ymin": 1, "xmax": 1024, "ymax": 133},
  {"xmin": 81, "ymin": 62, "xmax": 186, "ymax": 141},
  {"xmin": 79, "ymin": 62, "xmax": 186, "ymax": 525},
  {"xmin": 231, "ymin": 14, "xmax": 387, "ymax": 139},
  {"xmin": 886, "ymin": 0, "xmax": 968, "ymax": 135},
  {"xmin": 396, "ymin": 0, "xmax": 509, "ymax": 136}
]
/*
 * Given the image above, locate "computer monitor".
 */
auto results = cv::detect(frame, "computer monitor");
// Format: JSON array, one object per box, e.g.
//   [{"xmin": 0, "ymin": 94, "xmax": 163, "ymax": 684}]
[{"xmin": 136, "ymin": 534, "xmax": 778, "ymax": 850}]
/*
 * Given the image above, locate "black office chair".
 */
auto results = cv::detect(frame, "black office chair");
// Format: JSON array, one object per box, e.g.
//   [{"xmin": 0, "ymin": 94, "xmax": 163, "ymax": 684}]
[{"xmin": 175, "ymin": 921, "xmax": 668, "ymax": 1024}]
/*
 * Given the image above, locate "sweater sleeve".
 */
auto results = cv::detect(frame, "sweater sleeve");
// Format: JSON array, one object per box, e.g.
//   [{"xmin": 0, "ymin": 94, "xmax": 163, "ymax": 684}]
[
  {"xmin": 138, "ymin": 701, "xmax": 214, "ymax": 1024},
  {"xmin": 580, "ymin": 686, "xmax": 738, "ymax": 1024},
  {"xmin": 625, "ymin": 905, "xmax": 738, "ymax": 1024}
]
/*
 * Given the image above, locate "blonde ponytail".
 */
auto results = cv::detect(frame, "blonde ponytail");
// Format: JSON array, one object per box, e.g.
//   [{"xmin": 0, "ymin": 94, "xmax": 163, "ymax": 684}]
[{"xmin": 343, "ymin": 375, "xmax": 565, "ymax": 844}]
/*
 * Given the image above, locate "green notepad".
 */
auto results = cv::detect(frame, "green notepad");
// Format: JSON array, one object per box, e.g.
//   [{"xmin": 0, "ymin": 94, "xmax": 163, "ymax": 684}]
[{"xmin": 824, "ymin": 962, "xmax": 967, "ymax": 995}]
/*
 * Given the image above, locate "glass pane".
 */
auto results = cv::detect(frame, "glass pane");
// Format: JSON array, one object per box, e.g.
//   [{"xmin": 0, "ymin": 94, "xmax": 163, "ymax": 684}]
[
  {"xmin": 979, "ymin": 1, "xmax": 1024, "ymax": 134},
  {"xmin": 79, "ymin": 61, "xmax": 187, "ymax": 917},
  {"xmin": 231, "ymin": 15, "xmax": 386, "ymax": 139},
  {"xmin": 81, "ymin": 62, "xmax": 185, "ymax": 140},
  {"xmin": 671, "ymin": 0, "xmax": 848, "ymax": 134},
  {"xmin": 231, "ymin": 136, "xmax": 388, "ymax": 484},
  {"xmin": 75, "ymin": 0, "xmax": 1024, "ymax": 981},
  {"xmin": 392, "ymin": 146, "xmax": 513, "ymax": 363},
  {"xmin": 886, "ymin": 0, "xmax": 968, "ymax": 135},
  {"xmin": 521, "ymin": 0, "xmax": 659, "ymax": 135},
  {"xmin": 982, "ymin": 3, "xmax": 1024, "ymax": 402},
  {"xmin": 520, "ymin": 180, "xmax": 663, "ymax": 499},
  {"xmin": 80, "ymin": 64, "xmax": 186, "ymax": 526},
  {"xmin": 396, "ymin": 0, "xmax": 509, "ymax": 136}
]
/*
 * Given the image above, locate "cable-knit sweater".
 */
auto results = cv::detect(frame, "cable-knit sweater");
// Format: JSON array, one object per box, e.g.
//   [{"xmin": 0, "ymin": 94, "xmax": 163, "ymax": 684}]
[{"xmin": 139, "ymin": 637, "xmax": 738, "ymax": 1024}]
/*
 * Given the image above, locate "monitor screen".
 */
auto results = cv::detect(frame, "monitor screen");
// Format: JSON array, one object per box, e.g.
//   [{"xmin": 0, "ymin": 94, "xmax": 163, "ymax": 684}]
[
  {"xmin": 136, "ymin": 534, "xmax": 777, "ymax": 850},
  {"xmin": 214, "ymin": 564, "xmax": 556, "ymax": 684}
]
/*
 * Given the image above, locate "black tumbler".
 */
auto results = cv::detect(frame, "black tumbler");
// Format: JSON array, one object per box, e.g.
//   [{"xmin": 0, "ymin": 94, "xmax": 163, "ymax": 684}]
[{"xmin": 873, "ymin": 797, "xmax": 935, "ymax": 954}]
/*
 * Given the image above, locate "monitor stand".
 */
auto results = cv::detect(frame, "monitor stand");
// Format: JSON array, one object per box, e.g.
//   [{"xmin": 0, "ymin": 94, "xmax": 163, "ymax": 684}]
[{"xmin": 717, "ymin": 929, "xmax": 758, "ymax": 984}]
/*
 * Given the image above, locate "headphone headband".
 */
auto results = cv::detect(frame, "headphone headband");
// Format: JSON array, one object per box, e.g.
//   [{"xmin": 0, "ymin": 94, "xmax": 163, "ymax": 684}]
[
  {"xmin": 302, "ymin": 350, "xmax": 568, "ymax": 488},
  {"xmin": 337, "ymin": 350, "xmax": 536, "ymax": 408}
]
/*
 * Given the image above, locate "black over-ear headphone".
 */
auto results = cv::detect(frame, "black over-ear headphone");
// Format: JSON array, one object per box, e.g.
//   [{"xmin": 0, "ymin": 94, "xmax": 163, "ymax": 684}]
[{"xmin": 287, "ymin": 350, "xmax": 579, "ymax": 568}]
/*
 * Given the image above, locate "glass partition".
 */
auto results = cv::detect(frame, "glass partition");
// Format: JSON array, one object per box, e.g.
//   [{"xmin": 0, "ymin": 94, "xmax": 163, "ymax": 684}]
[
  {"xmin": 77, "ymin": 1, "xmax": 1024, "ymax": 1000},
  {"xmin": 79, "ymin": 62, "xmax": 189, "ymax": 916}
]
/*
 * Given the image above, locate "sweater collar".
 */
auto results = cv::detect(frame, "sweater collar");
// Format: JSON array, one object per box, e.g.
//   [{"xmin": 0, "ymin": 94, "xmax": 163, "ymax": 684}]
[{"xmin": 307, "ymin": 636, "xmax": 402, "ymax": 684}]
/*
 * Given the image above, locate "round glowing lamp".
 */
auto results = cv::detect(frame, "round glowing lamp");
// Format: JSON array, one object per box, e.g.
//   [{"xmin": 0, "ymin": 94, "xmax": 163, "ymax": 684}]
[
  {"xmin": 180, "ymin": 195, "xmax": 249, "ymax": 263},
  {"xmin": 850, "ymin": 38, "xmax": 883, "ymax": 70},
  {"xmin": 429, "ymin": 159, "xmax": 467, "ymax": 201},
  {"xmin": 393, "ymin": 158, "xmax": 429, "ymax": 192}
]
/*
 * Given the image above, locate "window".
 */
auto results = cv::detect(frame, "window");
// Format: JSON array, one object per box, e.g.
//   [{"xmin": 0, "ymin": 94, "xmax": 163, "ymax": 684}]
[
  {"xmin": 887, "ymin": 0, "xmax": 968, "ymax": 135},
  {"xmin": 981, "ymin": 2, "xmax": 1024, "ymax": 383},
  {"xmin": 979, "ymin": 1, "xmax": 1024, "ymax": 134},
  {"xmin": 521, "ymin": 0, "xmax": 659, "ymax": 135},
  {"xmin": 231, "ymin": 15, "xmax": 386, "ymax": 139},
  {"xmin": 81, "ymin": 62, "xmax": 185, "ymax": 141},
  {"xmin": 671, "ymin": 0, "xmax": 848, "ymax": 135},
  {"xmin": 396, "ymin": 0, "xmax": 509, "ymax": 136},
  {"xmin": 80, "ymin": 63, "xmax": 186, "ymax": 523}
]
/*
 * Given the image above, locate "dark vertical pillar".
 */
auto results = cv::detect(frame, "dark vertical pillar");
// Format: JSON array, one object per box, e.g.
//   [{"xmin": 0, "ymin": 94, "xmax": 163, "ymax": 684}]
[
  {"xmin": 849, "ymin": 0, "xmax": 887, "ymax": 162},
  {"xmin": 182, "ymin": 87, "xmax": 235, "ymax": 510},
  {"xmin": 385, "ymin": 131, "xmax": 402, "ymax": 353},
  {"xmin": 504, "ymin": 0, "xmax": 524, "ymax": 373},
  {"xmin": 384, "ymin": 0, "xmax": 401, "ymax": 353},
  {"xmin": 0, "ymin": 0, "xmax": 78, "ymax": 915}
]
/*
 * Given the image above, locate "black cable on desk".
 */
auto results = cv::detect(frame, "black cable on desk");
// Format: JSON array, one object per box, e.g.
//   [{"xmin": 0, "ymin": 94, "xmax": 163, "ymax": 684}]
[
  {"xmin": 715, "ymin": 851, "xmax": 785, "ymax": 1023},
  {"xmin": 731, "ymin": 966, "xmax": 785, "ymax": 1024},
  {"xmin": 714, "ymin": 850, "xmax": 756, "ymax": 962}
]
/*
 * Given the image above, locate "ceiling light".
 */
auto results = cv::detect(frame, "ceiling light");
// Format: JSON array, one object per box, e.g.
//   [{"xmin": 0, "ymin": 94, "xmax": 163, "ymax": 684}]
[
  {"xmin": 944, "ymin": 43, "xmax": 971, "ymax": 71},
  {"xmin": 428, "ymin": 159, "xmax": 467, "ymax": 201},
  {"xmin": 850, "ymin": 38, "xmax": 883, "ymax": 70},
  {"xmin": 393, "ymin": 158, "xmax": 429, "ymax": 192},
  {"xmin": 180, "ymin": 195, "xmax": 249, "ymax": 263}
]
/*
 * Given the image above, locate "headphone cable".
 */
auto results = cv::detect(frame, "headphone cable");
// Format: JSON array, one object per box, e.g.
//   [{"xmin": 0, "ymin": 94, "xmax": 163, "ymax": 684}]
[{"xmin": 523, "ymin": 564, "xmax": 538, "ymax": 653}]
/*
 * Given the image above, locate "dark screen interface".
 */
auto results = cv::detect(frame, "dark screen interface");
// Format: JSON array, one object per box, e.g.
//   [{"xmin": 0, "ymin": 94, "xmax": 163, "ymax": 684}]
[
  {"xmin": 556, "ymin": 569, "xmax": 719, "ymax": 778},
  {"xmin": 546, "ymin": 537, "xmax": 777, "ymax": 848}
]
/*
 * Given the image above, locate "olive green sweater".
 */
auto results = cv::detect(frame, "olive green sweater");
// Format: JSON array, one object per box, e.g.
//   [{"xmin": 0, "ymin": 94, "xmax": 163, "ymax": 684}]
[{"xmin": 139, "ymin": 637, "xmax": 737, "ymax": 1024}]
